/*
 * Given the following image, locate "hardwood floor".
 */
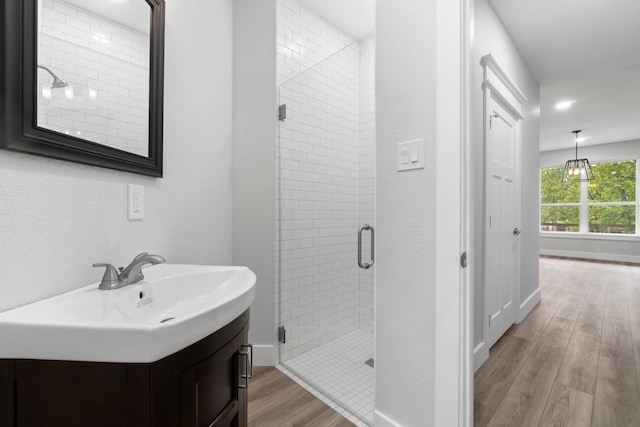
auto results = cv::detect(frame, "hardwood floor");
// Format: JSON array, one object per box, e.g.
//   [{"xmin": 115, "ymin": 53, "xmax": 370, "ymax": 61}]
[
  {"xmin": 248, "ymin": 366, "xmax": 356, "ymax": 426},
  {"xmin": 475, "ymin": 256, "xmax": 640, "ymax": 427}
]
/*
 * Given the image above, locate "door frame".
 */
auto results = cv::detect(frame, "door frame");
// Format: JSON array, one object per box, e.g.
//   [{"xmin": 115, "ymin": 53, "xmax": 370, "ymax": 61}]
[
  {"xmin": 434, "ymin": 0, "xmax": 473, "ymax": 425},
  {"xmin": 481, "ymin": 54, "xmax": 526, "ymax": 352},
  {"xmin": 434, "ymin": 2, "xmax": 536, "ymax": 425}
]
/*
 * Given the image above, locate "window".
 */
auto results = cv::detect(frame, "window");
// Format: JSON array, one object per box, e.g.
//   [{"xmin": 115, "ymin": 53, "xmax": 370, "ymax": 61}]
[
  {"xmin": 589, "ymin": 160, "xmax": 636, "ymax": 234},
  {"xmin": 540, "ymin": 167, "xmax": 580, "ymax": 232},
  {"xmin": 540, "ymin": 160, "xmax": 638, "ymax": 235}
]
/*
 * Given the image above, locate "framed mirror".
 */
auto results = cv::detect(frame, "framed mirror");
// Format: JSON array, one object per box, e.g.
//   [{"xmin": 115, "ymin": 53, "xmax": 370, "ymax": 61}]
[{"xmin": 1, "ymin": 0, "xmax": 165, "ymax": 177}]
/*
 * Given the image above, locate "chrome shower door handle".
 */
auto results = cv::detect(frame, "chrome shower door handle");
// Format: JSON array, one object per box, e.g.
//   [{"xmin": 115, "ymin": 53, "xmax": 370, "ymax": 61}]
[{"xmin": 358, "ymin": 224, "xmax": 375, "ymax": 269}]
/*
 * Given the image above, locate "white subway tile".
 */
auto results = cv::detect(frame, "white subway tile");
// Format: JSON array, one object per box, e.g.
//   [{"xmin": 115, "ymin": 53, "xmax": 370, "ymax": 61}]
[{"xmin": 276, "ymin": 1, "xmax": 376, "ymax": 361}]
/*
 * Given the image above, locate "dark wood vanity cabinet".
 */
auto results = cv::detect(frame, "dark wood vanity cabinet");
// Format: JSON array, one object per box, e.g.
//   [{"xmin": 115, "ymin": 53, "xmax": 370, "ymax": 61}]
[{"xmin": 0, "ymin": 310, "xmax": 250, "ymax": 427}]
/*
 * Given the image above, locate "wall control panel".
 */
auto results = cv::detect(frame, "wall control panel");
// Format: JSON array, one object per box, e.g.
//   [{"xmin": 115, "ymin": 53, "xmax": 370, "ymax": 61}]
[{"xmin": 397, "ymin": 138, "xmax": 425, "ymax": 171}]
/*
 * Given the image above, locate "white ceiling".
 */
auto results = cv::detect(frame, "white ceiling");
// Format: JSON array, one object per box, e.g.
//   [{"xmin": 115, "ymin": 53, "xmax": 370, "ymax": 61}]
[
  {"xmin": 297, "ymin": 0, "xmax": 375, "ymax": 40},
  {"xmin": 489, "ymin": 0, "xmax": 640, "ymax": 152}
]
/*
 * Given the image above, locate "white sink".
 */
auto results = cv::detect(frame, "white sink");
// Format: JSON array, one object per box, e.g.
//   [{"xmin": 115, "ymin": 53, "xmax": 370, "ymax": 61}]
[{"xmin": 0, "ymin": 264, "xmax": 256, "ymax": 363}]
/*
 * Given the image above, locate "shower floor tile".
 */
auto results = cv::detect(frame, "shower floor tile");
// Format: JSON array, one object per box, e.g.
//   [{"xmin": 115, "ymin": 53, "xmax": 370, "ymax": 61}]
[{"xmin": 283, "ymin": 329, "xmax": 374, "ymax": 425}]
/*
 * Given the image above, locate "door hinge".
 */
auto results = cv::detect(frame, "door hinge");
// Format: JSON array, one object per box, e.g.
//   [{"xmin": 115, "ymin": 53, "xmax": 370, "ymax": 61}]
[
  {"xmin": 460, "ymin": 252, "xmax": 467, "ymax": 268},
  {"xmin": 278, "ymin": 326, "xmax": 286, "ymax": 344},
  {"xmin": 489, "ymin": 315, "xmax": 491, "ymax": 327},
  {"xmin": 279, "ymin": 104, "xmax": 287, "ymax": 121}
]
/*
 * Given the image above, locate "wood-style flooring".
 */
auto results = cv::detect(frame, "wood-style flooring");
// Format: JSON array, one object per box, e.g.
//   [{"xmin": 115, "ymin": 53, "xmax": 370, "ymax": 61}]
[
  {"xmin": 475, "ymin": 256, "xmax": 640, "ymax": 427},
  {"xmin": 248, "ymin": 366, "xmax": 356, "ymax": 426}
]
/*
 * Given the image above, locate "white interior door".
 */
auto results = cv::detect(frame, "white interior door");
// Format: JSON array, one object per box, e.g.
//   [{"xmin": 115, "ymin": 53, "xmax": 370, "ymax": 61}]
[{"xmin": 485, "ymin": 95, "xmax": 519, "ymax": 349}]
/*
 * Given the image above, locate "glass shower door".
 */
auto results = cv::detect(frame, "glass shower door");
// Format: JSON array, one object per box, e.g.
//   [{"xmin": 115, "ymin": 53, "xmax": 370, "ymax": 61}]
[{"xmin": 275, "ymin": 38, "xmax": 376, "ymax": 425}]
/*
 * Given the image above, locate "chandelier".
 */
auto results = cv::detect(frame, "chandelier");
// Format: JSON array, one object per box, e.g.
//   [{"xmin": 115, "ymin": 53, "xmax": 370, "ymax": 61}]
[{"xmin": 561, "ymin": 130, "xmax": 594, "ymax": 182}]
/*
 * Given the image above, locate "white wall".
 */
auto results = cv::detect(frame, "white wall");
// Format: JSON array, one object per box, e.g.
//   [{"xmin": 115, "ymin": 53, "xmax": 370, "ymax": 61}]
[
  {"xmin": 232, "ymin": 0, "xmax": 277, "ymax": 366},
  {"xmin": 539, "ymin": 235, "xmax": 640, "ymax": 263},
  {"xmin": 472, "ymin": 0, "xmax": 540, "ymax": 360},
  {"xmin": 375, "ymin": 0, "xmax": 437, "ymax": 424},
  {"xmin": 0, "ymin": 0, "xmax": 234, "ymax": 313},
  {"xmin": 540, "ymin": 139, "xmax": 640, "ymax": 263},
  {"xmin": 540, "ymin": 139, "xmax": 640, "ymax": 166}
]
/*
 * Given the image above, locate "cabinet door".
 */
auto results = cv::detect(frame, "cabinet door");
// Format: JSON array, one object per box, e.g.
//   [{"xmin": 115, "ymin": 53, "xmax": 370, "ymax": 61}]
[
  {"xmin": 12, "ymin": 361, "xmax": 148, "ymax": 427},
  {"xmin": 179, "ymin": 334, "xmax": 242, "ymax": 427}
]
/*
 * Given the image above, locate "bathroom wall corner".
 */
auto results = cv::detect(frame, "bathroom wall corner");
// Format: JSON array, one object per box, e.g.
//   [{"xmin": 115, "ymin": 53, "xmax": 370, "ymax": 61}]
[
  {"xmin": 0, "ymin": 0, "xmax": 235, "ymax": 313},
  {"xmin": 232, "ymin": 0, "xmax": 278, "ymax": 358}
]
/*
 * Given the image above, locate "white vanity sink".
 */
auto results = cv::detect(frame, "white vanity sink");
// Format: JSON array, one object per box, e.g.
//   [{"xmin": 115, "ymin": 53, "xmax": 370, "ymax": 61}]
[{"xmin": 0, "ymin": 264, "xmax": 256, "ymax": 363}]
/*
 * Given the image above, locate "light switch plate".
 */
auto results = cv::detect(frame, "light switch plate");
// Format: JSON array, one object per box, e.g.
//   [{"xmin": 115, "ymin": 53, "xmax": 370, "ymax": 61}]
[
  {"xmin": 128, "ymin": 184, "xmax": 144, "ymax": 220},
  {"xmin": 397, "ymin": 138, "xmax": 425, "ymax": 171}
]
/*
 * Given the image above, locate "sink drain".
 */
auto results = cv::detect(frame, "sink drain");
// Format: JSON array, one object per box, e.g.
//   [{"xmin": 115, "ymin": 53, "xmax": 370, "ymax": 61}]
[{"xmin": 160, "ymin": 317, "xmax": 176, "ymax": 323}]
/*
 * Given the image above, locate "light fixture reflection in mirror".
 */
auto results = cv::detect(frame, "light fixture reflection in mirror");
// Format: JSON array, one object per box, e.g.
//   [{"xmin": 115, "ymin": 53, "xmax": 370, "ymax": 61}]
[
  {"xmin": 36, "ymin": 0, "xmax": 151, "ymax": 157},
  {"xmin": 63, "ymin": 85, "xmax": 74, "ymax": 100}
]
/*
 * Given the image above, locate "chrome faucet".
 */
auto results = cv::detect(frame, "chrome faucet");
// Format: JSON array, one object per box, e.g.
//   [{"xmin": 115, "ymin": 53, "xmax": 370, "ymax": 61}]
[{"xmin": 93, "ymin": 252, "xmax": 166, "ymax": 290}]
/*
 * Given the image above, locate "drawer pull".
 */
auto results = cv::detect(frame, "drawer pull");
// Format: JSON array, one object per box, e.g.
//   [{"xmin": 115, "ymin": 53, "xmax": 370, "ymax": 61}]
[{"xmin": 238, "ymin": 344, "xmax": 253, "ymax": 388}]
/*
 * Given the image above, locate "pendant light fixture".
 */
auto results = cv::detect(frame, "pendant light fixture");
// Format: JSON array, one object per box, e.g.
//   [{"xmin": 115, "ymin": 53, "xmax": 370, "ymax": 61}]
[{"xmin": 561, "ymin": 130, "xmax": 594, "ymax": 182}]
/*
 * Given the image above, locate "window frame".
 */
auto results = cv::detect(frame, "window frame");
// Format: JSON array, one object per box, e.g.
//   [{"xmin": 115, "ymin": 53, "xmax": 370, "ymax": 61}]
[{"xmin": 540, "ymin": 157, "xmax": 639, "ymax": 237}]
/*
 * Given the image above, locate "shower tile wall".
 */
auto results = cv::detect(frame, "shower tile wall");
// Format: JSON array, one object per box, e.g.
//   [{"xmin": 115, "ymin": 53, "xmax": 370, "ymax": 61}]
[
  {"xmin": 276, "ymin": 0, "xmax": 355, "ymax": 86},
  {"xmin": 37, "ymin": 0, "xmax": 150, "ymax": 156},
  {"xmin": 277, "ymin": 0, "xmax": 375, "ymax": 361}
]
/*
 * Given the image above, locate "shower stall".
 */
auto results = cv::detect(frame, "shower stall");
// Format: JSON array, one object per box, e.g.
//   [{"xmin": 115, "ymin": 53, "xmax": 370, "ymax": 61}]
[{"xmin": 276, "ymin": 31, "xmax": 376, "ymax": 424}]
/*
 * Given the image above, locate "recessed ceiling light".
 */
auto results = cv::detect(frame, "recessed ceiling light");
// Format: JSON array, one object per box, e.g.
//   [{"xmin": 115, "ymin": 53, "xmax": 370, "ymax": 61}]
[{"xmin": 555, "ymin": 100, "xmax": 576, "ymax": 110}]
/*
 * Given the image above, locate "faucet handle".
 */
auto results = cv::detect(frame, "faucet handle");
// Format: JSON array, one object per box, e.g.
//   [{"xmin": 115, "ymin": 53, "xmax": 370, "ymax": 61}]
[{"xmin": 93, "ymin": 263, "xmax": 121, "ymax": 289}]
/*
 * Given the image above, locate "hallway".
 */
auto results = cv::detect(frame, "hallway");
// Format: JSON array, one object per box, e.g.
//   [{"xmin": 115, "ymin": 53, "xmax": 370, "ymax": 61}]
[{"xmin": 475, "ymin": 256, "xmax": 640, "ymax": 426}]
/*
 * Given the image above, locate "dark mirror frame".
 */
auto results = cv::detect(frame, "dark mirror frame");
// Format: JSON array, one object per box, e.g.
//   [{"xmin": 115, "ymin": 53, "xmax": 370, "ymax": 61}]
[{"xmin": 0, "ymin": 0, "xmax": 165, "ymax": 177}]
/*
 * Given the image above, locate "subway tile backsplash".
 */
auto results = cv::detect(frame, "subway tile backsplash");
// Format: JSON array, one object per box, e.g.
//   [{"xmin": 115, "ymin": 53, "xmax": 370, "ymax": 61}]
[{"xmin": 276, "ymin": 0, "xmax": 375, "ymax": 362}]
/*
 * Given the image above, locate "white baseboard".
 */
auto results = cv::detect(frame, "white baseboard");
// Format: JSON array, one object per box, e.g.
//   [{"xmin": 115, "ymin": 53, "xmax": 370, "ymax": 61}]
[
  {"xmin": 473, "ymin": 341, "xmax": 489, "ymax": 372},
  {"xmin": 473, "ymin": 288, "xmax": 540, "ymax": 373},
  {"xmin": 374, "ymin": 410, "xmax": 402, "ymax": 427},
  {"xmin": 540, "ymin": 248, "xmax": 640, "ymax": 264},
  {"xmin": 252, "ymin": 344, "xmax": 275, "ymax": 366},
  {"xmin": 517, "ymin": 287, "xmax": 541, "ymax": 323}
]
